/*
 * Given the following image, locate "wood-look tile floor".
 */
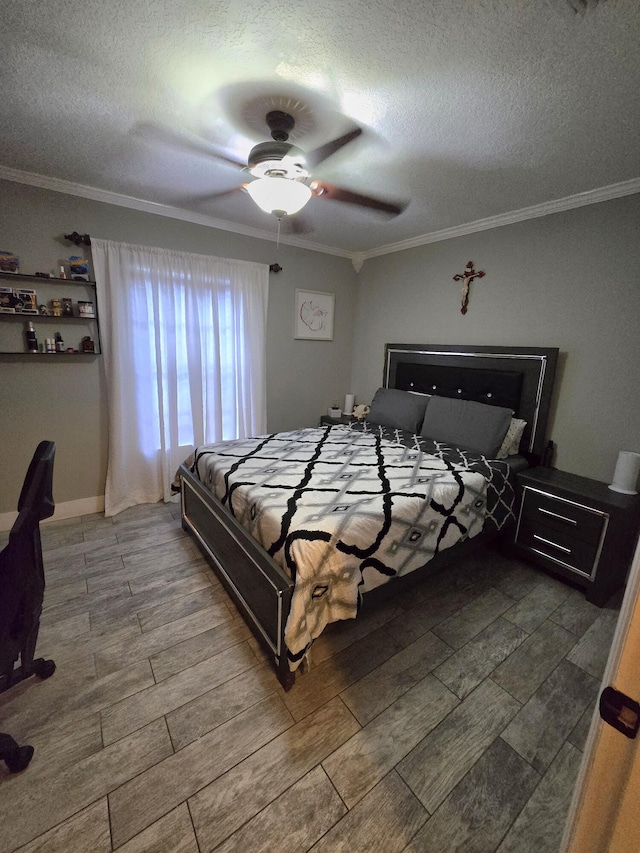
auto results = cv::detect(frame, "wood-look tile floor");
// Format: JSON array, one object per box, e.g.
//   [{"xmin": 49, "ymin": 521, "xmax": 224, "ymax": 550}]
[{"xmin": 0, "ymin": 502, "xmax": 621, "ymax": 853}]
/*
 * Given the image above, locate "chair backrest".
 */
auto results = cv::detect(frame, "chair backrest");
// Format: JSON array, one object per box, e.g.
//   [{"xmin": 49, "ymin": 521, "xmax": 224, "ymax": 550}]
[
  {"xmin": 1, "ymin": 441, "xmax": 56, "ymax": 680},
  {"xmin": 16, "ymin": 441, "xmax": 56, "ymax": 524}
]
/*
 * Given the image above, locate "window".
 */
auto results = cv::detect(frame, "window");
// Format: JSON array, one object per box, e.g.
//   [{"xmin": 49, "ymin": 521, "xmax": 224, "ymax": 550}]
[{"xmin": 91, "ymin": 239, "xmax": 268, "ymax": 515}]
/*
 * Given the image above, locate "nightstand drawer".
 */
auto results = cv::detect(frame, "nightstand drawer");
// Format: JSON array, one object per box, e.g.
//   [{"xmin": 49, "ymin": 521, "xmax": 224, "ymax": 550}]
[
  {"xmin": 520, "ymin": 486, "xmax": 606, "ymax": 545},
  {"xmin": 517, "ymin": 519, "xmax": 599, "ymax": 579}
]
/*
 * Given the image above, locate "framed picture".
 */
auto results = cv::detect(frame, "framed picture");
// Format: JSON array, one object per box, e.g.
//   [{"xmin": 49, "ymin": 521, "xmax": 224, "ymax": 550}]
[{"xmin": 294, "ymin": 289, "xmax": 335, "ymax": 340}]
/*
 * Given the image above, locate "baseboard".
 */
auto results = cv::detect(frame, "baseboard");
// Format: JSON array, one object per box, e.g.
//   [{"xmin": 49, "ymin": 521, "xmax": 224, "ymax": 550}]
[{"xmin": 0, "ymin": 495, "xmax": 105, "ymax": 532}]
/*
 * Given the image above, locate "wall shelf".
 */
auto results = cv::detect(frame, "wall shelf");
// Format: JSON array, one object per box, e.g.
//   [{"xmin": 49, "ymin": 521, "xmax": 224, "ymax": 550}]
[
  {"xmin": 0, "ymin": 270, "xmax": 101, "ymax": 355},
  {"xmin": 0, "ymin": 272, "xmax": 97, "ymax": 287},
  {"xmin": 0, "ymin": 351, "xmax": 98, "ymax": 356}
]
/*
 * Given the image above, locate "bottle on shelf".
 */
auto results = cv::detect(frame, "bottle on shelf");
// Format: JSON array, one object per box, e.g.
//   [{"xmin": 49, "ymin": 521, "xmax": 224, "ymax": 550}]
[
  {"xmin": 25, "ymin": 321, "xmax": 38, "ymax": 353},
  {"xmin": 54, "ymin": 331, "xmax": 64, "ymax": 352},
  {"xmin": 59, "ymin": 264, "xmax": 67, "ymax": 280}
]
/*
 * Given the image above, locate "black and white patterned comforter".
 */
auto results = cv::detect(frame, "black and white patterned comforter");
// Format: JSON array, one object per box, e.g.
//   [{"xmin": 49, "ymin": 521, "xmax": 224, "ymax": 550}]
[{"xmin": 191, "ymin": 422, "xmax": 516, "ymax": 668}]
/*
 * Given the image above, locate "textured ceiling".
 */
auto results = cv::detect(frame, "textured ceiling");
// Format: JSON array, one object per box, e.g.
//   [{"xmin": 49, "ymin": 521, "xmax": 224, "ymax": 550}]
[{"xmin": 1, "ymin": 0, "xmax": 639, "ymax": 256}]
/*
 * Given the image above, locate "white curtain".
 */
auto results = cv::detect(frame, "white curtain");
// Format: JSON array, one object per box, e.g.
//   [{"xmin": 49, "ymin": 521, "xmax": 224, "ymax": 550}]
[{"xmin": 91, "ymin": 239, "xmax": 269, "ymax": 517}]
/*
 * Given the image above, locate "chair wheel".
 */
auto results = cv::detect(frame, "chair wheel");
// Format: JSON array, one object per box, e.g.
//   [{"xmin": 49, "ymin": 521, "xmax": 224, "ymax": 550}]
[
  {"xmin": 6, "ymin": 744, "xmax": 34, "ymax": 773},
  {"xmin": 33, "ymin": 659, "xmax": 56, "ymax": 680}
]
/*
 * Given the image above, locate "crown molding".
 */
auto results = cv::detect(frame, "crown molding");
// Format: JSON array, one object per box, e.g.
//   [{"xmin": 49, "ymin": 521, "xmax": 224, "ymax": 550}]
[
  {"xmin": 1, "ymin": 164, "xmax": 637, "ymax": 270},
  {"xmin": 355, "ymin": 178, "xmax": 640, "ymax": 265},
  {"xmin": 0, "ymin": 165, "xmax": 352, "ymax": 260}
]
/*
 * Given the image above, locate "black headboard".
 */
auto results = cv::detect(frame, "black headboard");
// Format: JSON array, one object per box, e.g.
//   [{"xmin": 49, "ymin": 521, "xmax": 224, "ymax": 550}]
[{"xmin": 384, "ymin": 344, "xmax": 558, "ymax": 462}]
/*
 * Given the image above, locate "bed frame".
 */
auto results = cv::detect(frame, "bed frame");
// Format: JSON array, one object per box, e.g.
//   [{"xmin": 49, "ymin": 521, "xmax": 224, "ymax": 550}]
[{"xmin": 179, "ymin": 343, "xmax": 558, "ymax": 689}]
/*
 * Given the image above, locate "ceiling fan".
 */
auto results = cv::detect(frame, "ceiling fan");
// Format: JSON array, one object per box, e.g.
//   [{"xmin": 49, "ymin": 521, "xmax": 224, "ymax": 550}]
[
  {"xmin": 239, "ymin": 109, "xmax": 407, "ymax": 219},
  {"xmin": 142, "ymin": 109, "xmax": 407, "ymax": 221}
]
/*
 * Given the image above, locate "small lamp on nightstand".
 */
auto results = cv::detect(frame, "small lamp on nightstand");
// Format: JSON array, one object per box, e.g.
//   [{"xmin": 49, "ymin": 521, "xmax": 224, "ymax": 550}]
[{"xmin": 608, "ymin": 450, "xmax": 640, "ymax": 494}]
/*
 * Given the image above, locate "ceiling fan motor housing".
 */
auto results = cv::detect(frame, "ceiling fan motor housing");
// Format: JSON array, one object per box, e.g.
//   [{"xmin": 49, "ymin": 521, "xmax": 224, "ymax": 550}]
[{"xmin": 247, "ymin": 141, "xmax": 308, "ymax": 179}]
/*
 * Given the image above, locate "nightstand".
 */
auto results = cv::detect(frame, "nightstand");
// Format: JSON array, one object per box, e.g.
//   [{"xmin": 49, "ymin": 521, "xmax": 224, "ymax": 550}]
[
  {"xmin": 319, "ymin": 415, "xmax": 354, "ymax": 426},
  {"xmin": 514, "ymin": 467, "xmax": 640, "ymax": 606}
]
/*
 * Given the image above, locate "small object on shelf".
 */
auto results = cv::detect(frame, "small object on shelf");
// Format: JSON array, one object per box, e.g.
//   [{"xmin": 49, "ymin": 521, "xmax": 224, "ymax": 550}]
[
  {"xmin": 45, "ymin": 338, "xmax": 55, "ymax": 353},
  {"xmin": 81, "ymin": 336, "xmax": 95, "ymax": 353},
  {"xmin": 13, "ymin": 288, "xmax": 38, "ymax": 314},
  {"xmin": 69, "ymin": 256, "xmax": 90, "ymax": 282},
  {"xmin": 50, "ymin": 299, "xmax": 62, "ymax": 317},
  {"xmin": 328, "ymin": 404, "xmax": 342, "ymax": 419},
  {"xmin": 54, "ymin": 332, "xmax": 64, "ymax": 353},
  {"xmin": 0, "ymin": 251, "xmax": 19, "ymax": 273},
  {"xmin": 0, "ymin": 286, "xmax": 17, "ymax": 313},
  {"xmin": 35, "ymin": 272, "xmax": 50, "ymax": 278},
  {"xmin": 59, "ymin": 265, "xmax": 67, "ymax": 280},
  {"xmin": 77, "ymin": 300, "xmax": 95, "ymax": 318},
  {"xmin": 62, "ymin": 298, "xmax": 73, "ymax": 317},
  {"xmin": 38, "ymin": 304, "xmax": 49, "ymax": 315},
  {"xmin": 25, "ymin": 321, "xmax": 38, "ymax": 353},
  {"xmin": 66, "ymin": 347, "xmax": 74, "ymax": 354}
]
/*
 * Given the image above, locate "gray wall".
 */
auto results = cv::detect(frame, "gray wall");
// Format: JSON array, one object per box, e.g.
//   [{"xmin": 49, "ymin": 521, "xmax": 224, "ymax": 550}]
[
  {"xmin": 3, "ymin": 180, "xmax": 637, "ymax": 513},
  {"xmin": 350, "ymin": 193, "xmax": 640, "ymax": 484},
  {"xmin": 0, "ymin": 180, "xmax": 358, "ymax": 513}
]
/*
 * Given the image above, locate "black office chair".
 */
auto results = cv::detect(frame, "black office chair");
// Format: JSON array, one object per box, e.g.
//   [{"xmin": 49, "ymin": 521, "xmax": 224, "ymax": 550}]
[{"xmin": 0, "ymin": 441, "xmax": 57, "ymax": 772}]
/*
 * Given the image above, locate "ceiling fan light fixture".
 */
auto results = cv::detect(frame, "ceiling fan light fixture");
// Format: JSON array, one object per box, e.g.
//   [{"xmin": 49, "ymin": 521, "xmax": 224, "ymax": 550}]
[{"xmin": 246, "ymin": 176, "xmax": 312, "ymax": 216}]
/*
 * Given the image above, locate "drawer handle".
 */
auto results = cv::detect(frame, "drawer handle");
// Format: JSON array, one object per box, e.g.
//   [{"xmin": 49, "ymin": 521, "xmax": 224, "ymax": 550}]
[
  {"xmin": 533, "ymin": 534, "xmax": 572, "ymax": 555},
  {"xmin": 537, "ymin": 507, "xmax": 578, "ymax": 526}
]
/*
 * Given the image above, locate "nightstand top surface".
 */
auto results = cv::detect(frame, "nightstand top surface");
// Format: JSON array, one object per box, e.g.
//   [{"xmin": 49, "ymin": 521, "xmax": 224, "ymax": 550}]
[
  {"xmin": 320, "ymin": 414, "xmax": 354, "ymax": 425},
  {"xmin": 518, "ymin": 466, "xmax": 640, "ymax": 511}
]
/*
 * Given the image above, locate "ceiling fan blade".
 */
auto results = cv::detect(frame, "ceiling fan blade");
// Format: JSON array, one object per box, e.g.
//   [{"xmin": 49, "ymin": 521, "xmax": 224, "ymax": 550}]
[
  {"xmin": 134, "ymin": 122, "xmax": 246, "ymax": 169},
  {"xmin": 177, "ymin": 184, "xmax": 247, "ymax": 207},
  {"xmin": 310, "ymin": 181, "xmax": 407, "ymax": 216},
  {"xmin": 197, "ymin": 184, "xmax": 247, "ymax": 204},
  {"xmin": 304, "ymin": 127, "xmax": 363, "ymax": 168}
]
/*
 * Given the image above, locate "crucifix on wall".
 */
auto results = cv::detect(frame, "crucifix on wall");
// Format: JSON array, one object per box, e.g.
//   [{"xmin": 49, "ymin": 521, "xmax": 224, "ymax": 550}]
[{"xmin": 453, "ymin": 261, "xmax": 485, "ymax": 314}]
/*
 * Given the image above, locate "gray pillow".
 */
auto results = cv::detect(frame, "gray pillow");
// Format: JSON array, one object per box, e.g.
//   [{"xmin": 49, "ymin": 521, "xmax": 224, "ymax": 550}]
[
  {"xmin": 420, "ymin": 395, "xmax": 513, "ymax": 457},
  {"xmin": 368, "ymin": 388, "xmax": 430, "ymax": 434}
]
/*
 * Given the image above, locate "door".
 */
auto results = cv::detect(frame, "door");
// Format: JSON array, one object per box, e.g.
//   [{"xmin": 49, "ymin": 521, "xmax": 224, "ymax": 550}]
[{"xmin": 562, "ymin": 534, "xmax": 640, "ymax": 852}]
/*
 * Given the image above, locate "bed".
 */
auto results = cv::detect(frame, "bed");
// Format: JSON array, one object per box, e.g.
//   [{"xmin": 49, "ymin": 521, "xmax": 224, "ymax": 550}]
[{"xmin": 178, "ymin": 344, "xmax": 558, "ymax": 689}]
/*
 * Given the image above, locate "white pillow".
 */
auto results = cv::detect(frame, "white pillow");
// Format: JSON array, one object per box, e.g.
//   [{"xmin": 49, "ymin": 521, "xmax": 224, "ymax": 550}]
[{"xmin": 497, "ymin": 418, "xmax": 527, "ymax": 458}]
